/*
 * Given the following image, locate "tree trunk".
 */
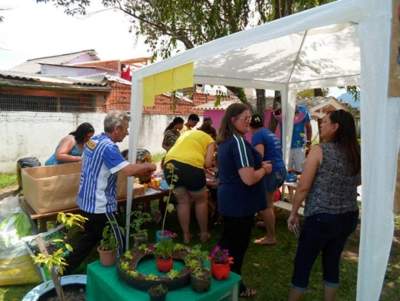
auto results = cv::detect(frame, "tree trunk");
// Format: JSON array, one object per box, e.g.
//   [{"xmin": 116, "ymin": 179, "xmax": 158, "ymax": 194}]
[
  {"xmin": 255, "ymin": 89, "xmax": 266, "ymax": 115},
  {"xmin": 314, "ymin": 88, "xmax": 324, "ymax": 96}
]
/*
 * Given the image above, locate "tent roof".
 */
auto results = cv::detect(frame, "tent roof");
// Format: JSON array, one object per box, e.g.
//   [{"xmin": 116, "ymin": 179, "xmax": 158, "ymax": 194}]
[{"xmin": 133, "ymin": 0, "xmax": 364, "ymax": 91}]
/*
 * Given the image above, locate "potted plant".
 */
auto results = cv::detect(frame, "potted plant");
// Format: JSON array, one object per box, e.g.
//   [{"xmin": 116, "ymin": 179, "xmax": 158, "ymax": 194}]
[
  {"xmin": 154, "ymin": 239, "xmax": 174, "ymax": 273},
  {"xmin": 130, "ymin": 208, "xmax": 151, "ymax": 247},
  {"xmin": 148, "ymin": 284, "xmax": 168, "ymax": 301},
  {"xmin": 156, "ymin": 163, "xmax": 178, "ymax": 242},
  {"xmin": 191, "ymin": 267, "xmax": 211, "ymax": 293},
  {"xmin": 210, "ymin": 245, "xmax": 233, "ymax": 280},
  {"xmin": 97, "ymin": 222, "xmax": 117, "ymax": 266},
  {"xmin": 28, "ymin": 213, "xmax": 88, "ymax": 301}
]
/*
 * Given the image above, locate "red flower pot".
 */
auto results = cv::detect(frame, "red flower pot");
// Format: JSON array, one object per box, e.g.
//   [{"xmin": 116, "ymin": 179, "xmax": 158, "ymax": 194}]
[
  {"xmin": 156, "ymin": 257, "xmax": 173, "ymax": 273},
  {"xmin": 211, "ymin": 261, "xmax": 230, "ymax": 280}
]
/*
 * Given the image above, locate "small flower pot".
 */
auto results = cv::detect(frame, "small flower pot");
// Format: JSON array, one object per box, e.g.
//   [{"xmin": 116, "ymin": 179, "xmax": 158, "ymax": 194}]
[
  {"xmin": 133, "ymin": 232, "xmax": 148, "ymax": 247},
  {"xmin": 149, "ymin": 294, "xmax": 166, "ymax": 301},
  {"xmin": 155, "ymin": 230, "xmax": 172, "ymax": 242},
  {"xmin": 191, "ymin": 272, "xmax": 211, "ymax": 293},
  {"xmin": 97, "ymin": 247, "xmax": 116, "ymax": 267},
  {"xmin": 156, "ymin": 257, "xmax": 173, "ymax": 273},
  {"xmin": 148, "ymin": 285, "xmax": 168, "ymax": 301},
  {"xmin": 211, "ymin": 261, "xmax": 230, "ymax": 280}
]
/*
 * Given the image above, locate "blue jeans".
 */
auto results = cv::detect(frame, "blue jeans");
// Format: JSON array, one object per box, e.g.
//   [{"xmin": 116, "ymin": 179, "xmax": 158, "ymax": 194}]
[{"xmin": 291, "ymin": 211, "xmax": 358, "ymax": 290}]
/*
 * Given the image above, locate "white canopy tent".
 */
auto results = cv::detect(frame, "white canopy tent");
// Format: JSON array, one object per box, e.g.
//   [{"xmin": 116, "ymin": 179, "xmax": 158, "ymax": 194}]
[{"xmin": 126, "ymin": 0, "xmax": 400, "ymax": 300}]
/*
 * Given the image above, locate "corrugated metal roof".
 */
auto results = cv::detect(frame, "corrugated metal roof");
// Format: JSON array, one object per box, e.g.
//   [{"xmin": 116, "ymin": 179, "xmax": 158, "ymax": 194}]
[
  {"xmin": 0, "ymin": 70, "xmax": 110, "ymax": 92},
  {"xmin": 10, "ymin": 49, "xmax": 99, "ymax": 74}
]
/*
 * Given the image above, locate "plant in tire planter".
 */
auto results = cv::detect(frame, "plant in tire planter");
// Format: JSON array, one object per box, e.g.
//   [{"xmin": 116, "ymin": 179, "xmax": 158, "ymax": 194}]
[
  {"xmin": 154, "ymin": 239, "xmax": 174, "ymax": 272},
  {"xmin": 97, "ymin": 222, "xmax": 117, "ymax": 266},
  {"xmin": 148, "ymin": 284, "xmax": 168, "ymax": 301},
  {"xmin": 191, "ymin": 267, "xmax": 211, "ymax": 293},
  {"xmin": 32, "ymin": 213, "xmax": 88, "ymax": 301},
  {"xmin": 210, "ymin": 245, "xmax": 233, "ymax": 280},
  {"xmin": 130, "ymin": 208, "xmax": 151, "ymax": 247}
]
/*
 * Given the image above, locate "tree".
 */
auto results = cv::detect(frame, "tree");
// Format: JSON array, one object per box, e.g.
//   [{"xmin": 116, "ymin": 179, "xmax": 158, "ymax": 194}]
[{"xmin": 38, "ymin": 0, "xmax": 334, "ymax": 108}]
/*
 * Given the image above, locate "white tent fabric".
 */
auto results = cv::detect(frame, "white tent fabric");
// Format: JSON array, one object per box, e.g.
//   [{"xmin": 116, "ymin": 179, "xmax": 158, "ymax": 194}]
[{"xmin": 126, "ymin": 0, "xmax": 400, "ymax": 299}]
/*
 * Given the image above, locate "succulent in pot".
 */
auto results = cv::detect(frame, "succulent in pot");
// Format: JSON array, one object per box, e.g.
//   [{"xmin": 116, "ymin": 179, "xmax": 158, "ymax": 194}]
[
  {"xmin": 148, "ymin": 284, "xmax": 168, "ymax": 301},
  {"xmin": 191, "ymin": 267, "xmax": 211, "ymax": 293}
]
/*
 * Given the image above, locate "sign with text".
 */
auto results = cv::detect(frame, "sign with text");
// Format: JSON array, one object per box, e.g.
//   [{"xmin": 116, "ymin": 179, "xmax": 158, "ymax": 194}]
[
  {"xmin": 394, "ymin": 152, "xmax": 400, "ymax": 214},
  {"xmin": 389, "ymin": 0, "xmax": 400, "ymax": 97}
]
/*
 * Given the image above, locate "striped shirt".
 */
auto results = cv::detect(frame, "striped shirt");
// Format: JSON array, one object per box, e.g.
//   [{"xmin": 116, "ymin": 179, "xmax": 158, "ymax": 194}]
[
  {"xmin": 217, "ymin": 134, "xmax": 266, "ymax": 217},
  {"xmin": 77, "ymin": 133, "xmax": 128, "ymax": 214}
]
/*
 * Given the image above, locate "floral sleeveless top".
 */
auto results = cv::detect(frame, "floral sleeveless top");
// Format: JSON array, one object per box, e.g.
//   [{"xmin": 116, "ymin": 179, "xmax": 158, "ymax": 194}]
[{"xmin": 304, "ymin": 143, "xmax": 359, "ymax": 217}]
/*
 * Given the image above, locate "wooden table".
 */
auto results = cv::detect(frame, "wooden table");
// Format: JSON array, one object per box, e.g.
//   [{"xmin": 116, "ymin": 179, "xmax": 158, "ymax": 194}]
[{"xmin": 20, "ymin": 188, "xmax": 168, "ymax": 232}]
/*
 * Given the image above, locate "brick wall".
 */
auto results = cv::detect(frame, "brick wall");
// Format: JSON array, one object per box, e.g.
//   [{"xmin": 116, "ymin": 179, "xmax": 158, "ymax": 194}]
[
  {"xmin": 104, "ymin": 81, "xmax": 131, "ymax": 111},
  {"xmin": 78, "ymin": 60, "xmax": 120, "ymax": 72},
  {"xmin": 105, "ymin": 82, "xmax": 213, "ymax": 116}
]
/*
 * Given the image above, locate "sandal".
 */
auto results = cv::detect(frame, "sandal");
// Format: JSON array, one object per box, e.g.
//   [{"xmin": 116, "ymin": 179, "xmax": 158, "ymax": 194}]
[
  {"xmin": 239, "ymin": 287, "xmax": 257, "ymax": 298},
  {"xmin": 183, "ymin": 233, "xmax": 191, "ymax": 244}
]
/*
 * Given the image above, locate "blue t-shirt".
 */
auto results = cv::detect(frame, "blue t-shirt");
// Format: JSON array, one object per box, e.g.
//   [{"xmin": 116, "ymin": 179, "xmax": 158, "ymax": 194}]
[
  {"xmin": 291, "ymin": 107, "xmax": 311, "ymax": 149},
  {"xmin": 251, "ymin": 128, "xmax": 285, "ymax": 172},
  {"xmin": 217, "ymin": 134, "xmax": 266, "ymax": 217},
  {"xmin": 77, "ymin": 133, "xmax": 128, "ymax": 214}
]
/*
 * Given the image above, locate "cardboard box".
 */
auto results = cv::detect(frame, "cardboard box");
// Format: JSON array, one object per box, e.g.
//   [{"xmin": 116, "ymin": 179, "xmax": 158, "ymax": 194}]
[
  {"xmin": 21, "ymin": 162, "xmax": 145, "ymax": 213},
  {"xmin": 116, "ymin": 174, "xmax": 145, "ymax": 199},
  {"xmin": 21, "ymin": 163, "xmax": 81, "ymax": 214}
]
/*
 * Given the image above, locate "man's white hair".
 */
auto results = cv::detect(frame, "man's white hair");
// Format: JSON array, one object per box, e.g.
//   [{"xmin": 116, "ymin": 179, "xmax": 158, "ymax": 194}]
[{"xmin": 104, "ymin": 111, "xmax": 130, "ymax": 133}]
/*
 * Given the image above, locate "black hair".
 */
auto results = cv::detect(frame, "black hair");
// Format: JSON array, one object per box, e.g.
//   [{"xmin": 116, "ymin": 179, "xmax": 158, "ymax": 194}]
[
  {"xmin": 328, "ymin": 110, "xmax": 360, "ymax": 176},
  {"xmin": 165, "ymin": 116, "xmax": 184, "ymax": 132},
  {"xmin": 217, "ymin": 103, "xmax": 251, "ymax": 144},
  {"xmin": 188, "ymin": 113, "xmax": 200, "ymax": 122},
  {"xmin": 250, "ymin": 113, "xmax": 264, "ymax": 129},
  {"xmin": 70, "ymin": 122, "xmax": 94, "ymax": 144}
]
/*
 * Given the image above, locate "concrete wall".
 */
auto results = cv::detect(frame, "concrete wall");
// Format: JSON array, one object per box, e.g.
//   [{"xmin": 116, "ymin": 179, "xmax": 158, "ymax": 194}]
[{"xmin": 0, "ymin": 112, "xmax": 177, "ymax": 172}]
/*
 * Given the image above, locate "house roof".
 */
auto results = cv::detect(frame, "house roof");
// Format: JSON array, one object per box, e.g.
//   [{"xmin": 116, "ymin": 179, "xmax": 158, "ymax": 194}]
[
  {"xmin": 195, "ymin": 99, "xmax": 241, "ymax": 110},
  {"xmin": 10, "ymin": 49, "xmax": 99, "ymax": 74},
  {"xmin": 0, "ymin": 70, "xmax": 110, "ymax": 92}
]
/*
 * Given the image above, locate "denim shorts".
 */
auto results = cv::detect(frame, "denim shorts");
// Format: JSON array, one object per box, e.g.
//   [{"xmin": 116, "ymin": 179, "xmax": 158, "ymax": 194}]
[{"xmin": 264, "ymin": 167, "xmax": 287, "ymax": 192}]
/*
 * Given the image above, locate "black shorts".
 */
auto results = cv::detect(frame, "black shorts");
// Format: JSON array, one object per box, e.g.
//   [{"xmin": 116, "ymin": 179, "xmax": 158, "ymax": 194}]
[{"xmin": 163, "ymin": 160, "xmax": 206, "ymax": 192}]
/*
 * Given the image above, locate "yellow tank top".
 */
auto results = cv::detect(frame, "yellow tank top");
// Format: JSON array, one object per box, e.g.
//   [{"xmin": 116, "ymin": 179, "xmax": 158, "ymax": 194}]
[{"xmin": 165, "ymin": 130, "xmax": 214, "ymax": 169}]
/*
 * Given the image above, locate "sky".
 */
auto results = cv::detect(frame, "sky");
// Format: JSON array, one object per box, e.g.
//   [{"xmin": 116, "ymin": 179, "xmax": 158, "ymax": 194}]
[
  {"xmin": 0, "ymin": 0, "xmax": 150, "ymax": 70},
  {"xmin": 0, "ymin": 0, "xmax": 350, "ymax": 101}
]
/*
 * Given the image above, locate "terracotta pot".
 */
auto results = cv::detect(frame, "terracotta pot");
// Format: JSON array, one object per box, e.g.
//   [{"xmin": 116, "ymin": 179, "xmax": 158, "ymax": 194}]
[
  {"xmin": 211, "ymin": 261, "xmax": 230, "ymax": 280},
  {"xmin": 156, "ymin": 257, "xmax": 173, "ymax": 273},
  {"xmin": 97, "ymin": 247, "xmax": 116, "ymax": 267}
]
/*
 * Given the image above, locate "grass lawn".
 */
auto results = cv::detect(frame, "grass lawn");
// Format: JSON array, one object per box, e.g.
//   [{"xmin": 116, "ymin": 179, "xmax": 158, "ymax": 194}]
[
  {"xmin": 1, "ymin": 210, "xmax": 399, "ymax": 301},
  {"xmin": 0, "ymin": 173, "xmax": 17, "ymax": 190}
]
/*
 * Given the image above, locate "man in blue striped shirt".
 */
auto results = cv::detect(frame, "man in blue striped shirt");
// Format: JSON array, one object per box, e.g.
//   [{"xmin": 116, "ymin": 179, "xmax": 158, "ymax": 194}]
[{"xmin": 66, "ymin": 111, "xmax": 156, "ymax": 273}]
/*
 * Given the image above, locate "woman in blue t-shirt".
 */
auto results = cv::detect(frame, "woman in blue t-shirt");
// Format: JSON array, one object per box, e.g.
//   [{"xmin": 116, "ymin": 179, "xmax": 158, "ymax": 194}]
[
  {"xmin": 250, "ymin": 114, "xmax": 287, "ymax": 246},
  {"xmin": 217, "ymin": 103, "xmax": 272, "ymax": 298}
]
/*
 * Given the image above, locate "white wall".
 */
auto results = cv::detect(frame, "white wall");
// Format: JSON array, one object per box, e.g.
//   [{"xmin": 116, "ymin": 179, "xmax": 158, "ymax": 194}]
[{"xmin": 0, "ymin": 112, "xmax": 171, "ymax": 172}]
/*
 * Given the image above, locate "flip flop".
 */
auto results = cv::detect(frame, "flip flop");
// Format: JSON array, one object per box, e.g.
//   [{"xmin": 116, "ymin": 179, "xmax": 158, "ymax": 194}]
[{"xmin": 239, "ymin": 287, "xmax": 257, "ymax": 298}]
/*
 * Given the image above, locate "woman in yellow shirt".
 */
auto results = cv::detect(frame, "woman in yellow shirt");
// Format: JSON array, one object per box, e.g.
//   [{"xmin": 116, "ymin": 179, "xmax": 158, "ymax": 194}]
[{"xmin": 163, "ymin": 129, "xmax": 216, "ymax": 243}]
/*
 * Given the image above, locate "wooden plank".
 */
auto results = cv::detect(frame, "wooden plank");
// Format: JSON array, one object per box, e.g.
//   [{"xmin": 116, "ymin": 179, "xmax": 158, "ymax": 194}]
[{"xmin": 20, "ymin": 189, "xmax": 168, "ymax": 221}]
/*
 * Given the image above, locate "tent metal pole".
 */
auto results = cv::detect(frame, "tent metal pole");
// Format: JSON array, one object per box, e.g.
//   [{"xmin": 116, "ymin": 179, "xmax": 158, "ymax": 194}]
[
  {"xmin": 287, "ymin": 30, "xmax": 308, "ymax": 84},
  {"xmin": 125, "ymin": 77, "xmax": 143, "ymax": 250}
]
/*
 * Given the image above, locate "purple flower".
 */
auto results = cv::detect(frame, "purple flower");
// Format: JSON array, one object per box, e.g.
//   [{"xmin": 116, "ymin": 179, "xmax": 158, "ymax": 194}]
[{"xmin": 210, "ymin": 245, "xmax": 230, "ymax": 263}]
